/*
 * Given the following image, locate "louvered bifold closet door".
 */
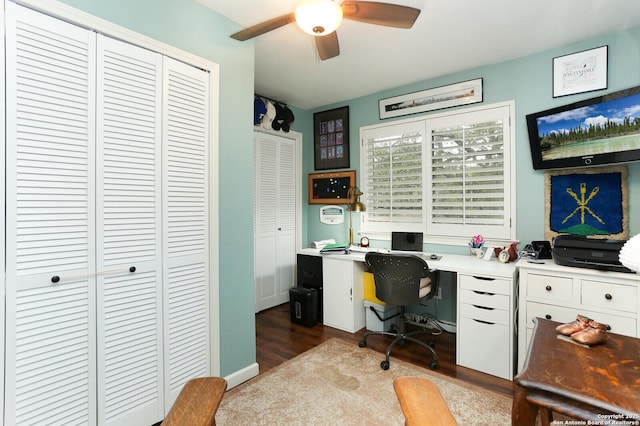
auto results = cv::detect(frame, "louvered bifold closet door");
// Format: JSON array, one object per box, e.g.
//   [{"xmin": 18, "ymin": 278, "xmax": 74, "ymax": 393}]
[
  {"xmin": 254, "ymin": 133, "xmax": 278, "ymax": 311},
  {"xmin": 274, "ymin": 137, "xmax": 296, "ymax": 306},
  {"xmin": 5, "ymin": 4, "xmax": 98, "ymax": 425},
  {"xmin": 254, "ymin": 132, "xmax": 296, "ymax": 311},
  {"xmin": 95, "ymin": 36, "xmax": 164, "ymax": 426},
  {"xmin": 1, "ymin": 4, "xmax": 7, "ymax": 424},
  {"xmin": 161, "ymin": 57, "xmax": 210, "ymax": 411}
]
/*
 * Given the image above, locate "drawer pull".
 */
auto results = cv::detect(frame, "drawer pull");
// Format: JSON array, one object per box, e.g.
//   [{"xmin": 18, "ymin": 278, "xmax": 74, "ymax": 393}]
[
  {"xmin": 129, "ymin": 266, "xmax": 136, "ymax": 273},
  {"xmin": 472, "ymin": 304, "xmax": 494, "ymax": 311},
  {"xmin": 605, "ymin": 293, "xmax": 612, "ymax": 300},
  {"xmin": 545, "ymin": 285, "xmax": 552, "ymax": 291},
  {"xmin": 472, "ymin": 276, "xmax": 495, "ymax": 281},
  {"xmin": 472, "ymin": 290, "xmax": 495, "ymax": 296},
  {"xmin": 545, "ymin": 314, "xmax": 552, "ymax": 320},
  {"xmin": 51, "ymin": 275, "xmax": 60, "ymax": 283},
  {"xmin": 472, "ymin": 319, "xmax": 495, "ymax": 325}
]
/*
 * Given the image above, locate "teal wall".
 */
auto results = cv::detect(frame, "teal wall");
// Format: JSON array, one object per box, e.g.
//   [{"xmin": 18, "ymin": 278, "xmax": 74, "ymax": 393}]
[
  {"xmin": 49, "ymin": 0, "xmax": 640, "ymax": 379},
  {"xmin": 56, "ymin": 0, "xmax": 258, "ymax": 376},
  {"xmin": 301, "ymin": 28, "xmax": 640, "ymax": 252},
  {"xmin": 298, "ymin": 29, "xmax": 640, "ymax": 324}
]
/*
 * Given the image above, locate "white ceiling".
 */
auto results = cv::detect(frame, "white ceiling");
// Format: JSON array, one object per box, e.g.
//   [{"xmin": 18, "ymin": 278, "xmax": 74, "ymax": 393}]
[{"xmin": 198, "ymin": 0, "xmax": 640, "ymax": 110}]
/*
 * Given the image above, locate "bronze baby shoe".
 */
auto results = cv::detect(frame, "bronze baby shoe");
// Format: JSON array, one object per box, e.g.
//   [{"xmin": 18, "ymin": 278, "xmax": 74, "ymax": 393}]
[
  {"xmin": 556, "ymin": 314, "xmax": 591, "ymax": 336},
  {"xmin": 571, "ymin": 320, "xmax": 609, "ymax": 346}
]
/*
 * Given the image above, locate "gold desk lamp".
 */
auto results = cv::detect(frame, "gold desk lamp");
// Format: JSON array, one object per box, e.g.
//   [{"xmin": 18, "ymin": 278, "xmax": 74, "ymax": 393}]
[{"xmin": 347, "ymin": 186, "xmax": 366, "ymax": 245}]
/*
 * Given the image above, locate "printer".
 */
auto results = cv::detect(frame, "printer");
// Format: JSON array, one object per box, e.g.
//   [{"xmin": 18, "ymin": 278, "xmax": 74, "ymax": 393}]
[{"xmin": 553, "ymin": 235, "xmax": 632, "ymax": 273}]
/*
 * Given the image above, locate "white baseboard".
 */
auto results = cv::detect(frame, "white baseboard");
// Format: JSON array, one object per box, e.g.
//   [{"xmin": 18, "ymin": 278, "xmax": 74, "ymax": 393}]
[{"xmin": 223, "ymin": 362, "xmax": 259, "ymax": 390}]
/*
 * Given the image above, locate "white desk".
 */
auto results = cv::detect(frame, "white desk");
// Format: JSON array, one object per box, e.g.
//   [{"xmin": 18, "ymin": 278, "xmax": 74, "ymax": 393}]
[{"xmin": 297, "ymin": 247, "xmax": 518, "ymax": 380}]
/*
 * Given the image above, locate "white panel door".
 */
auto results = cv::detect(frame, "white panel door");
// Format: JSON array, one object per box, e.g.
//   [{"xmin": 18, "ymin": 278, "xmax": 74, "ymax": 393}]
[
  {"xmin": 95, "ymin": 35, "xmax": 164, "ymax": 425},
  {"xmin": 162, "ymin": 57, "xmax": 211, "ymax": 411},
  {"xmin": 4, "ymin": 3, "xmax": 97, "ymax": 425},
  {"xmin": 254, "ymin": 132, "xmax": 297, "ymax": 312}
]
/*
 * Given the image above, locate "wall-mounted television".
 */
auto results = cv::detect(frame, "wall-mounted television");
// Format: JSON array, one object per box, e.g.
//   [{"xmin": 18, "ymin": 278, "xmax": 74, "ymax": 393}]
[{"xmin": 526, "ymin": 85, "xmax": 640, "ymax": 170}]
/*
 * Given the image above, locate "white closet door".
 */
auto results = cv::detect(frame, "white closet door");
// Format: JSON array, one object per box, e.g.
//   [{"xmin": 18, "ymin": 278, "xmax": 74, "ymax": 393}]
[
  {"xmin": 275, "ymin": 137, "xmax": 296, "ymax": 305},
  {"xmin": 254, "ymin": 132, "xmax": 296, "ymax": 312},
  {"xmin": 254, "ymin": 134, "xmax": 279, "ymax": 310},
  {"xmin": 162, "ymin": 57, "xmax": 211, "ymax": 411},
  {"xmin": 0, "ymin": 6, "xmax": 6, "ymax": 424},
  {"xmin": 4, "ymin": 3, "xmax": 97, "ymax": 425},
  {"xmin": 95, "ymin": 35, "xmax": 164, "ymax": 425}
]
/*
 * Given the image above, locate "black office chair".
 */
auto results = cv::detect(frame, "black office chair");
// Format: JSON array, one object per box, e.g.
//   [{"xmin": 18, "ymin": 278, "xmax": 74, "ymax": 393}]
[{"xmin": 359, "ymin": 252, "xmax": 440, "ymax": 370}]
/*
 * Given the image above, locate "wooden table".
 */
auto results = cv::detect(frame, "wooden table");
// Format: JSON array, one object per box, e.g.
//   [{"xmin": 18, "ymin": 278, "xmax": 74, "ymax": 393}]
[{"xmin": 513, "ymin": 318, "xmax": 640, "ymax": 425}]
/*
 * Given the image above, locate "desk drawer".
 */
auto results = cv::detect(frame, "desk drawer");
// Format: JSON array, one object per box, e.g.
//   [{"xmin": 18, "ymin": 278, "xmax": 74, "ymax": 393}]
[
  {"xmin": 581, "ymin": 280, "xmax": 637, "ymax": 313},
  {"xmin": 459, "ymin": 302, "xmax": 509, "ymax": 325},
  {"xmin": 459, "ymin": 288, "xmax": 510, "ymax": 310},
  {"xmin": 457, "ymin": 316, "xmax": 511, "ymax": 379},
  {"xmin": 524, "ymin": 302, "xmax": 576, "ymax": 328},
  {"xmin": 525, "ymin": 301, "xmax": 637, "ymax": 336},
  {"xmin": 526, "ymin": 274, "xmax": 573, "ymax": 302},
  {"xmin": 459, "ymin": 274, "xmax": 511, "ymax": 295}
]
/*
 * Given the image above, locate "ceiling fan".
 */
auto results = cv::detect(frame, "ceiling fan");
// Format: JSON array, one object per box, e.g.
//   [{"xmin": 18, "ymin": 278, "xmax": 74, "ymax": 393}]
[{"xmin": 230, "ymin": 0, "xmax": 421, "ymax": 61}]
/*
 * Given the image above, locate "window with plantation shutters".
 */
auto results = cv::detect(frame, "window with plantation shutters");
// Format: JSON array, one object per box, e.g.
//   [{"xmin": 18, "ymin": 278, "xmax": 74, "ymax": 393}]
[
  {"xmin": 361, "ymin": 121, "xmax": 426, "ymax": 233},
  {"xmin": 427, "ymin": 104, "xmax": 513, "ymax": 240},
  {"xmin": 361, "ymin": 102, "xmax": 515, "ymax": 243}
]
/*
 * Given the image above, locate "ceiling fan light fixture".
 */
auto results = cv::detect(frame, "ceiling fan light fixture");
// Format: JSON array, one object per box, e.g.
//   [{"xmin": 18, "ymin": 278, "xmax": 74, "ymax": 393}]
[{"xmin": 295, "ymin": 0, "xmax": 343, "ymax": 36}]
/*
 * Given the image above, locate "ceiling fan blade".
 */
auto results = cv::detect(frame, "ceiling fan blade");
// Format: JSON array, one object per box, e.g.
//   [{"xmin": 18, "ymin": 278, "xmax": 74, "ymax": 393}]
[
  {"xmin": 315, "ymin": 31, "xmax": 340, "ymax": 61},
  {"xmin": 230, "ymin": 13, "xmax": 296, "ymax": 41},
  {"xmin": 341, "ymin": 1, "xmax": 420, "ymax": 28}
]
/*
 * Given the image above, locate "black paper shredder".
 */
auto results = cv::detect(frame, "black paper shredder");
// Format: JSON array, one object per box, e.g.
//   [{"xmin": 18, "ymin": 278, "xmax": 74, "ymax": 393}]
[{"xmin": 289, "ymin": 287, "xmax": 319, "ymax": 327}]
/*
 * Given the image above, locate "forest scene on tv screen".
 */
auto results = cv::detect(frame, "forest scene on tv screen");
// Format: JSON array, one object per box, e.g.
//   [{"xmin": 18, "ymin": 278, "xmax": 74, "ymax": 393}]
[{"xmin": 536, "ymin": 92, "xmax": 640, "ymax": 161}]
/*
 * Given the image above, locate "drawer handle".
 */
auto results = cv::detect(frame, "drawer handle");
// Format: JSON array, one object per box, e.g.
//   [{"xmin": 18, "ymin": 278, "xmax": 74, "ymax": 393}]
[
  {"xmin": 545, "ymin": 314, "xmax": 552, "ymax": 320},
  {"xmin": 472, "ymin": 290, "xmax": 495, "ymax": 296},
  {"xmin": 604, "ymin": 293, "xmax": 612, "ymax": 300},
  {"xmin": 473, "ymin": 319, "xmax": 495, "ymax": 325},
  {"xmin": 545, "ymin": 285, "xmax": 552, "ymax": 291},
  {"xmin": 472, "ymin": 276, "xmax": 495, "ymax": 281},
  {"xmin": 472, "ymin": 305, "xmax": 494, "ymax": 311},
  {"xmin": 51, "ymin": 275, "xmax": 60, "ymax": 283},
  {"xmin": 129, "ymin": 266, "xmax": 136, "ymax": 273}
]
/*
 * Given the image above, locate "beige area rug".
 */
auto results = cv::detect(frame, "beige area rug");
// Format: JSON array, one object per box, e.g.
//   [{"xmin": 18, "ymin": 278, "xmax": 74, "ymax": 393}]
[{"xmin": 216, "ymin": 338, "xmax": 512, "ymax": 425}]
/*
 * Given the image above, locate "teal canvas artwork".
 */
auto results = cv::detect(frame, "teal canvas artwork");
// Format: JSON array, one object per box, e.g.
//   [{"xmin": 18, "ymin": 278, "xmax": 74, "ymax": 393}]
[{"xmin": 545, "ymin": 166, "xmax": 628, "ymax": 240}]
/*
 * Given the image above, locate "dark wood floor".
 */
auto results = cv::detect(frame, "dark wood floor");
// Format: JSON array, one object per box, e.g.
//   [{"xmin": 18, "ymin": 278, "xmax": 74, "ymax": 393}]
[{"xmin": 256, "ymin": 303, "xmax": 515, "ymax": 399}]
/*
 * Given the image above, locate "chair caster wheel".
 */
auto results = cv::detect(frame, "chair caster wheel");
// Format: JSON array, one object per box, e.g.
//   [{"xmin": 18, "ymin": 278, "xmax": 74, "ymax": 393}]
[
  {"xmin": 380, "ymin": 360, "xmax": 390, "ymax": 370},
  {"xmin": 358, "ymin": 340, "xmax": 366, "ymax": 348},
  {"xmin": 430, "ymin": 360, "xmax": 439, "ymax": 370}
]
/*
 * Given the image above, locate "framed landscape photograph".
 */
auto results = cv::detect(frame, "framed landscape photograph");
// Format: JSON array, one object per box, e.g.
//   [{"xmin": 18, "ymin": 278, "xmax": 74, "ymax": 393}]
[
  {"xmin": 314, "ymin": 106, "xmax": 350, "ymax": 170},
  {"xmin": 553, "ymin": 46, "xmax": 608, "ymax": 97}
]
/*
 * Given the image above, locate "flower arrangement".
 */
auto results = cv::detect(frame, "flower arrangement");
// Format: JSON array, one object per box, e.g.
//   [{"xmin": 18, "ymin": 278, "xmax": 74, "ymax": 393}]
[
  {"xmin": 470, "ymin": 234, "xmax": 484, "ymax": 248},
  {"xmin": 469, "ymin": 235, "xmax": 485, "ymax": 258}
]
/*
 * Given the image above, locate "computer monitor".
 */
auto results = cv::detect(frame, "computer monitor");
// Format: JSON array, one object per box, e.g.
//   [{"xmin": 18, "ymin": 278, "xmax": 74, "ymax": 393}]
[{"xmin": 391, "ymin": 232, "xmax": 423, "ymax": 252}]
